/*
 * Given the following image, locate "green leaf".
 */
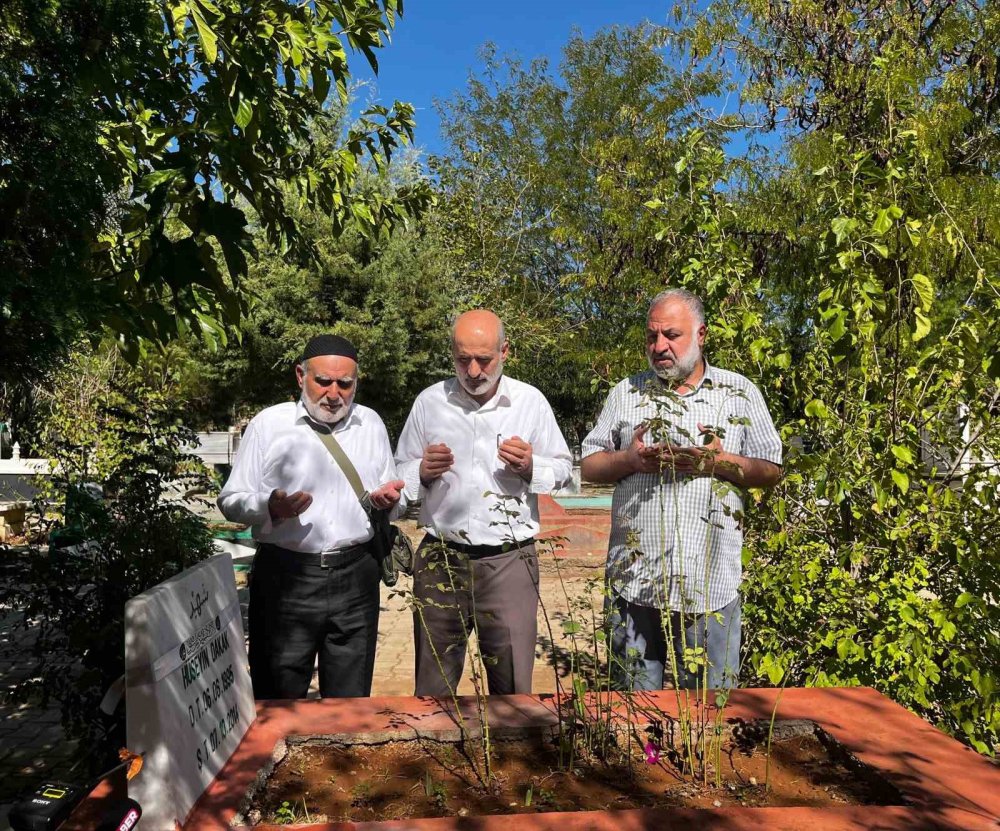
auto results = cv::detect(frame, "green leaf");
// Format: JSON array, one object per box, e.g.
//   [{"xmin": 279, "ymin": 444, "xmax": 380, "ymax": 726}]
[
  {"xmin": 872, "ymin": 208, "xmax": 892, "ymax": 235},
  {"xmin": 836, "ymin": 250, "xmax": 859, "ymax": 269},
  {"xmin": 828, "ymin": 312, "xmax": 846, "ymax": 341},
  {"xmin": 190, "ymin": 3, "xmax": 218, "ymax": 63},
  {"xmin": 891, "ymin": 445, "xmax": 914, "ymax": 465},
  {"xmin": 911, "ymin": 273, "xmax": 933, "ymax": 311},
  {"xmin": 805, "ymin": 399, "xmax": 831, "ymax": 419},
  {"xmin": 913, "ymin": 309, "xmax": 931, "ymax": 342},
  {"xmin": 761, "ymin": 654, "xmax": 784, "ymax": 685},
  {"xmin": 891, "ymin": 469, "xmax": 910, "ymax": 494},
  {"xmin": 234, "ymin": 98, "xmax": 253, "ymax": 130},
  {"xmin": 169, "ymin": 1, "xmax": 189, "ymax": 38},
  {"xmin": 830, "ymin": 216, "xmax": 857, "ymax": 244},
  {"xmin": 312, "ymin": 63, "xmax": 331, "ymax": 104},
  {"xmin": 138, "ymin": 168, "xmax": 182, "ymax": 191}
]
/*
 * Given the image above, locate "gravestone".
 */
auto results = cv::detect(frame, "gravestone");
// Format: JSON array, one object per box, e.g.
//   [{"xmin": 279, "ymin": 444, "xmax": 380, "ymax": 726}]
[{"xmin": 125, "ymin": 553, "xmax": 256, "ymax": 831}]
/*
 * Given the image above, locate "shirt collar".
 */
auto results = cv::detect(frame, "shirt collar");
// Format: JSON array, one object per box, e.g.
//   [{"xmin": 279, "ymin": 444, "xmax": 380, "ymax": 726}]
[
  {"xmin": 693, "ymin": 359, "xmax": 717, "ymax": 392},
  {"xmin": 294, "ymin": 398, "xmax": 362, "ymax": 432}
]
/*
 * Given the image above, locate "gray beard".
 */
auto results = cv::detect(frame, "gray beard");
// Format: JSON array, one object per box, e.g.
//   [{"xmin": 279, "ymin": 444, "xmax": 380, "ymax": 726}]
[
  {"xmin": 301, "ymin": 393, "xmax": 349, "ymax": 426},
  {"xmin": 458, "ymin": 365, "xmax": 503, "ymax": 397},
  {"xmin": 648, "ymin": 346, "xmax": 701, "ymax": 383}
]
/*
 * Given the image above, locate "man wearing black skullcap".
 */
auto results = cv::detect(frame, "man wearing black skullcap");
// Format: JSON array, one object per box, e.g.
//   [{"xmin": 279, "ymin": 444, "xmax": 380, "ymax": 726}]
[{"xmin": 218, "ymin": 334, "xmax": 405, "ymax": 699}]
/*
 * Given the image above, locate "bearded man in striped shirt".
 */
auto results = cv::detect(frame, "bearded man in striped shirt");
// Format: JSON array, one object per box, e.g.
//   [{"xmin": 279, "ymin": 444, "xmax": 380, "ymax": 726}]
[{"xmin": 581, "ymin": 289, "xmax": 782, "ymax": 691}]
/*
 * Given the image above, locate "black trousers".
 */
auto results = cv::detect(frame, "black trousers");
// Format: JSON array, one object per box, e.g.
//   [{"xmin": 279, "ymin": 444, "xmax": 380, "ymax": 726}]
[{"xmin": 248, "ymin": 543, "xmax": 380, "ymax": 699}]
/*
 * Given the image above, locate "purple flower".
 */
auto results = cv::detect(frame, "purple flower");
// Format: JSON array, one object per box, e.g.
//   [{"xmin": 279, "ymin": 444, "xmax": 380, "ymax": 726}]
[{"xmin": 643, "ymin": 741, "xmax": 661, "ymax": 764}]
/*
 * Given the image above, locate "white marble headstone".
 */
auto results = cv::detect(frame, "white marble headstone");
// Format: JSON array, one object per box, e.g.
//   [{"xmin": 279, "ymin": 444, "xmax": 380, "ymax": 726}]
[{"xmin": 125, "ymin": 553, "xmax": 256, "ymax": 831}]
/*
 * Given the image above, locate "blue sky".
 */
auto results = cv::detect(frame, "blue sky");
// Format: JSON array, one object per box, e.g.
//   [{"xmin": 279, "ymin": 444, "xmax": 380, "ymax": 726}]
[{"xmin": 352, "ymin": 1, "xmax": 674, "ymax": 159}]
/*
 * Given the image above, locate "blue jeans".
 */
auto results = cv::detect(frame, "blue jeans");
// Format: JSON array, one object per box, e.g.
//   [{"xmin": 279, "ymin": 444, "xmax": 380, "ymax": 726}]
[{"xmin": 607, "ymin": 593, "xmax": 742, "ymax": 690}]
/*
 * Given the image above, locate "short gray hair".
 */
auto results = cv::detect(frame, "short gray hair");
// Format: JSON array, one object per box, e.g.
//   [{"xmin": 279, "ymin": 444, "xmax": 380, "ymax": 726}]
[{"xmin": 647, "ymin": 289, "xmax": 705, "ymax": 327}]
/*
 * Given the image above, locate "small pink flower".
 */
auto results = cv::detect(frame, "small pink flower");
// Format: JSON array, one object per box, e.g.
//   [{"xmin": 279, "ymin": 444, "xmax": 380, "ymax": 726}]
[{"xmin": 643, "ymin": 741, "xmax": 661, "ymax": 764}]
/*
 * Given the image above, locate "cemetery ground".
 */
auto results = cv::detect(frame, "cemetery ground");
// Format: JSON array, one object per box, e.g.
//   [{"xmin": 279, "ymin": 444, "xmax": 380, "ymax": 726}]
[{"xmin": 0, "ymin": 523, "xmax": 604, "ymax": 830}]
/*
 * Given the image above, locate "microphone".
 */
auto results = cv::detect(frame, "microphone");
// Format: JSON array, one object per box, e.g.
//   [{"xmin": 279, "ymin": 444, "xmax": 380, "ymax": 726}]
[
  {"xmin": 95, "ymin": 798, "xmax": 142, "ymax": 831},
  {"xmin": 9, "ymin": 786, "xmax": 141, "ymax": 831}
]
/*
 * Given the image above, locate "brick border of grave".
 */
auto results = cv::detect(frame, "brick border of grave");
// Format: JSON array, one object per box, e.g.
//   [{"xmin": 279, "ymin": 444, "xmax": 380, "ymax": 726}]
[{"xmin": 66, "ymin": 687, "xmax": 1000, "ymax": 831}]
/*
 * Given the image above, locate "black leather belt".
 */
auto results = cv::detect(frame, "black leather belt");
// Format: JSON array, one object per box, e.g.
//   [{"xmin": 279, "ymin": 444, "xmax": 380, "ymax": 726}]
[
  {"xmin": 258, "ymin": 542, "xmax": 369, "ymax": 568},
  {"xmin": 426, "ymin": 534, "xmax": 534, "ymax": 560}
]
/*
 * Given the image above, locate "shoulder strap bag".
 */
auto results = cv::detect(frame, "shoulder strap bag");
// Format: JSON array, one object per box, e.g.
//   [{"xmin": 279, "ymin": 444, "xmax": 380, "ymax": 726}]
[{"xmin": 312, "ymin": 429, "xmax": 413, "ymax": 587}]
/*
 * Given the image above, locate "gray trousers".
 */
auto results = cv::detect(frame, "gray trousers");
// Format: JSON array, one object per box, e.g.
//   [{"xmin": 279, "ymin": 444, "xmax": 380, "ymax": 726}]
[
  {"xmin": 608, "ymin": 592, "xmax": 742, "ymax": 690},
  {"xmin": 412, "ymin": 537, "xmax": 539, "ymax": 696}
]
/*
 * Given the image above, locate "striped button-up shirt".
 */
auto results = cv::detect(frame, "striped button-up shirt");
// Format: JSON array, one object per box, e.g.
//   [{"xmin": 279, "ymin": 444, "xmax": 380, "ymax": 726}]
[{"xmin": 582, "ymin": 363, "xmax": 782, "ymax": 612}]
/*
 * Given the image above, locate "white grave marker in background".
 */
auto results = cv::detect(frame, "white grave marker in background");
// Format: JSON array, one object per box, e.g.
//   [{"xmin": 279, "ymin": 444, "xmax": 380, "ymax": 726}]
[{"xmin": 125, "ymin": 553, "xmax": 256, "ymax": 831}]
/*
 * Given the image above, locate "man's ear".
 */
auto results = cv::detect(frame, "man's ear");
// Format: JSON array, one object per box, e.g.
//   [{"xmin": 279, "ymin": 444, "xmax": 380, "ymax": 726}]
[
  {"xmin": 295, "ymin": 363, "xmax": 306, "ymax": 390},
  {"xmin": 500, "ymin": 339, "xmax": 510, "ymax": 361},
  {"xmin": 696, "ymin": 324, "xmax": 707, "ymax": 349}
]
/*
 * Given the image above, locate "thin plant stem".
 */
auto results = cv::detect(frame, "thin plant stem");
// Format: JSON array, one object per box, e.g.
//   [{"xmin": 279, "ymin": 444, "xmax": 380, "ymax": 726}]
[
  {"xmin": 410, "ymin": 535, "xmax": 490, "ymax": 786},
  {"xmin": 764, "ymin": 662, "xmax": 794, "ymax": 793},
  {"xmin": 464, "ymin": 560, "xmax": 493, "ymax": 782}
]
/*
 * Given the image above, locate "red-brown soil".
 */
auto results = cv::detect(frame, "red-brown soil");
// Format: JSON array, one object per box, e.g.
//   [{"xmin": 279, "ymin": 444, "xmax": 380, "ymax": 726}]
[{"xmin": 245, "ymin": 723, "xmax": 901, "ymax": 824}]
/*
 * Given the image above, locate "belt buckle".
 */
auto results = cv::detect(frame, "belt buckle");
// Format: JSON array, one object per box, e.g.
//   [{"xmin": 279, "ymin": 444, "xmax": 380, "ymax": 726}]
[{"xmin": 319, "ymin": 551, "xmax": 333, "ymax": 569}]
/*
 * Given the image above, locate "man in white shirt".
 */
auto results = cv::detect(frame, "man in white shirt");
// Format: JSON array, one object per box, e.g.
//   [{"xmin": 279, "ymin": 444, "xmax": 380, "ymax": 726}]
[
  {"xmin": 218, "ymin": 334, "xmax": 404, "ymax": 699},
  {"xmin": 395, "ymin": 310, "xmax": 572, "ymax": 696}
]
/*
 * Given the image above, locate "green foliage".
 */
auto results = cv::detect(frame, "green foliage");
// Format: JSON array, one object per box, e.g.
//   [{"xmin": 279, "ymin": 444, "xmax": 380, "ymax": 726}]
[
  {"xmin": 667, "ymin": 0, "xmax": 1000, "ymax": 754},
  {"xmin": 272, "ymin": 802, "xmax": 297, "ymax": 825},
  {"xmin": 0, "ymin": 0, "xmax": 432, "ymax": 383},
  {"xmin": 434, "ymin": 26, "xmax": 728, "ymax": 435},
  {"xmin": 170, "ymin": 149, "xmax": 458, "ymax": 435},
  {"xmin": 271, "ymin": 799, "xmax": 310, "ymax": 825},
  {"xmin": 436, "ymin": 11, "xmax": 1000, "ymax": 755},
  {"xmin": 0, "ymin": 351, "xmax": 217, "ymax": 769}
]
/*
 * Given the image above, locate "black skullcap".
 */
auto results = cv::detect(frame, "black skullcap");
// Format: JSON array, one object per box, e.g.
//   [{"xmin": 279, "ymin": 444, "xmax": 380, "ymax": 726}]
[{"xmin": 301, "ymin": 334, "xmax": 358, "ymax": 363}]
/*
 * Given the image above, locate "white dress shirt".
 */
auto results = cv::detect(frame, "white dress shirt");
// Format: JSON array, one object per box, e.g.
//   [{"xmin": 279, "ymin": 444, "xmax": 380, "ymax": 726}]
[
  {"xmin": 395, "ymin": 376, "xmax": 572, "ymax": 546},
  {"xmin": 217, "ymin": 400, "xmax": 403, "ymax": 553}
]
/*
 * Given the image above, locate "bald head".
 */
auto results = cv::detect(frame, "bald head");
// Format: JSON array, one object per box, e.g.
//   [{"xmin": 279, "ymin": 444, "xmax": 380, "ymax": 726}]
[
  {"xmin": 451, "ymin": 309, "xmax": 509, "ymax": 403},
  {"xmin": 451, "ymin": 309, "xmax": 506, "ymax": 350}
]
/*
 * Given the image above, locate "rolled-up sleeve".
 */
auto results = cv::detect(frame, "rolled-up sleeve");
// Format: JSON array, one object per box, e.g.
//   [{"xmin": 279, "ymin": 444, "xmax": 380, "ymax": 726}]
[
  {"xmin": 528, "ymin": 394, "xmax": 572, "ymax": 494},
  {"xmin": 217, "ymin": 421, "xmax": 274, "ymax": 534},
  {"xmin": 394, "ymin": 397, "xmax": 427, "ymax": 501},
  {"xmin": 582, "ymin": 383, "xmax": 622, "ymax": 458},
  {"xmin": 741, "ymin": 382, "xmax": 783, "ymax": 465}
]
